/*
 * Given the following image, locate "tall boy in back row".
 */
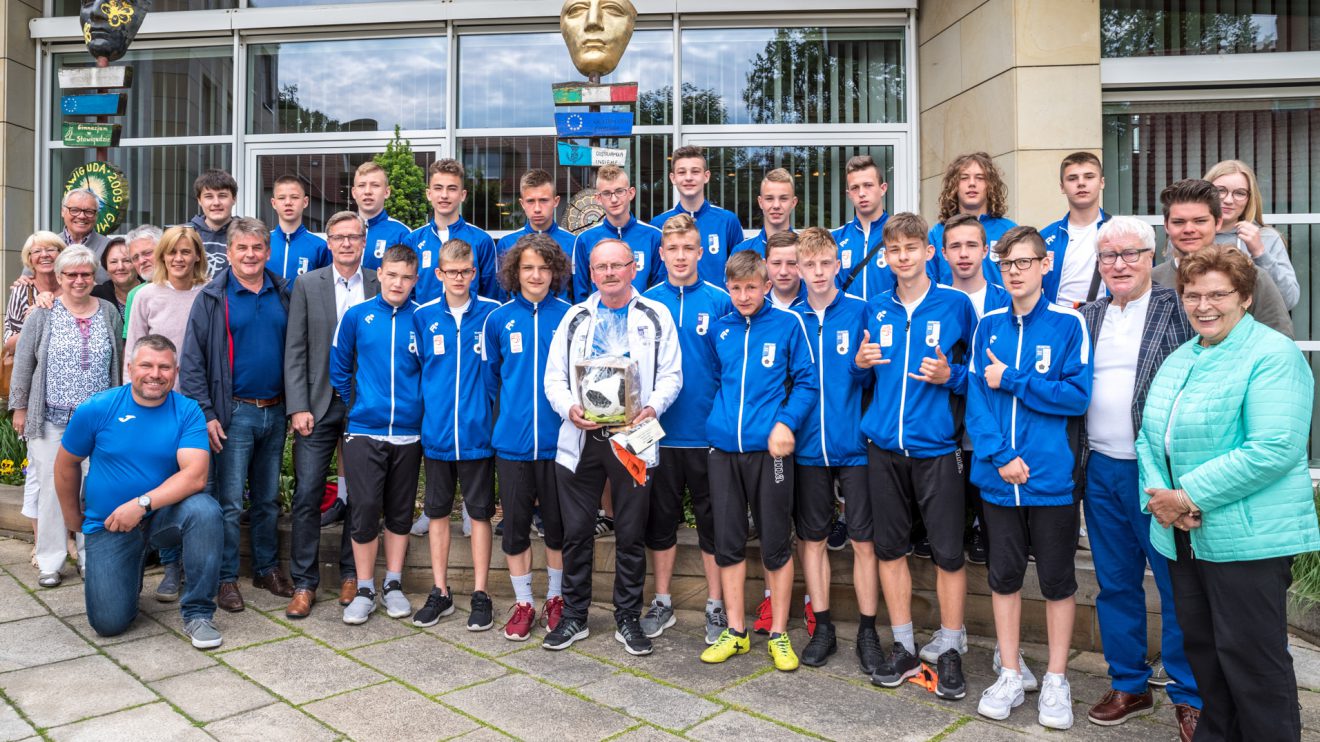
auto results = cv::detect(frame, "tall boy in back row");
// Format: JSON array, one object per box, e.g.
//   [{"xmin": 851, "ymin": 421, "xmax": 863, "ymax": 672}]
[
  {"xmin": 268, "ymin": 174, "xmax": 330, "ymax": 283},
  {"xmin": 496, "ymin": 169, "xmax": 575, "ymax": 300},
  {"xmin": 1041, "ymin": 152, "xmax": 1110, "ymax": 308},
  {"xmin": 405, "ymin": 159, "xmax": 499, "ymax": 303},
  {"xmin": 650, "ymin": 146, "xmax": 745, "ymax": 288},
  {"xmin": 929, "ymin": 152, "xmax": 1017, "ymax": 284},
  {"xmin": 352, "ymin": 161, "xmax": 411, "ymax": 272}
]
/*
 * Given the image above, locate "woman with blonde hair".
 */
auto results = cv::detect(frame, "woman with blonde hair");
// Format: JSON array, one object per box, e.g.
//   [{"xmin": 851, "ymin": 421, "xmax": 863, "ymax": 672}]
[
  {"xmin": 123, "ymin": 226, "xmax": 208, "ymax": 385},
  {"xmin": 1203, "ymin": 159, "xmax": 1299, "ymax": 309}
]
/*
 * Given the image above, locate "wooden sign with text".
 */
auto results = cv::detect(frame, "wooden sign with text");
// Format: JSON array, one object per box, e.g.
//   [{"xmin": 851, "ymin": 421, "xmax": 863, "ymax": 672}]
[
  {"xmin": 61, "ymin": 122, "xmax": 122, "ymax": 148},
  {"xmin": 57, "ymin": 66, "xmax": 133, "ymax": 90}
]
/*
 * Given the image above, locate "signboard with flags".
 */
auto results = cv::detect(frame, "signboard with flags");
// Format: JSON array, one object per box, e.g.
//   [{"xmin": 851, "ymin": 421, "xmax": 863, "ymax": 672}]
[
  {"xmin": 552, "ymin": 81, "xmax": 639, "ymax": 105},
  {"xmin": 554, "ymin": 112, "xmax": 634, "ymax": 138}
]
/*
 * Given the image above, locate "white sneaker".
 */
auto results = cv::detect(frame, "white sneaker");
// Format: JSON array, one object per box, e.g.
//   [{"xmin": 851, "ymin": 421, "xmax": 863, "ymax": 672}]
[
  {"xmin": 977, "ymin": 668, "xmax": 1025, "ymax": 720},
  {"xmin": 410, "ymin": 513, "xmax": 431, "ymax": 537},
  {"xmin": 918, "ymin": 628, "xmax": 968, "ymax": 663},
  {"xmin": 993, "ymin": 645, "xmax": 1039, "ymax": 692},
  {"xmin": 1037, "ymin": 672, "xmax": 1074, "ymax": 730}
]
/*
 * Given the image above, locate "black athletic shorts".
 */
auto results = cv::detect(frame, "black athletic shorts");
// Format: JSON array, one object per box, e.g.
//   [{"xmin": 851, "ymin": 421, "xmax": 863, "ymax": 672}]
[
  {"xmin": 423, "ymin": 457, "xmax": 496, "ymax": 520},
  {"xmin": 496, "ymin": 457, "xmax": 563, "ymax": 554},
  {"xmin": 343, "ymin": 435, "xmax": 422, "ymax": 543},
  {"xmin": 708, "ymin": 449, "xmax": 794, "ymax": 571},
  {"xmin": 866, "ymin": 445, "xmax": 966, "ymax": 571},
  {"xmin": 649, "ymin": 447, "xmax": 714, "ymax": 553},
  {"xmin": 982, "ymin": 500, "xmax": 1079, "ymax": 601},
  {"xmin": 795, "ymin": 464, "xmax": 864, "ymax": 542}
]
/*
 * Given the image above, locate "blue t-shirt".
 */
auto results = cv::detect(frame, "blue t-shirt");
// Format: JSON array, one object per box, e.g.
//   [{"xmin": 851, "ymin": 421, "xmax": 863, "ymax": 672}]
[
  {"xmin": 591, "ymin": 304, "xmax": 631, "ymax": 357},
  {"xmin": 60, "ymin": 386, "xmax": 210, "ymax": 535}
]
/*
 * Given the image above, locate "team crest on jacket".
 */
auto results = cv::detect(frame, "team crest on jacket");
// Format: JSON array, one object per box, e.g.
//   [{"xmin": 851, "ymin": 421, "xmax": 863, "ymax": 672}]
[
  {"xmin": 433, "ymin": 334, "xmax": 445, "ymax": 355},
  {"xmin": 696, "ymin": 312, "xmax": 710, "ymax": 336},
  {"xmin": 761, "ymin": 342, "xmax": 777, "ymax": 367},
  {"xmin": 874, "ymin": 248, "xmax": 888, "ymax": 268},
  {"xmin": 925, "ymin": 320, "xmax": 941, "ymax": 348},
  {"xmin": 408, "ymin": 331, "xmax": 418, "ymax": 355},
  {"xmin": 375, "ymin": 240, "xmax": 386, "ymax": 258},
  {"xmin": 473, "ymin": 331, "xmax": 483, "ymax": 354},
  {"xmin": 708, "ymin": 235, "xmax": 719, "ymax": 255},
  {"xmin": 841, "ymin": 249, "xmax": 853, "ymax": 269},
  {"xmin": 634, "ymin": 251, "xmax": 645, "ymax": 271},
  {"xmin": 298, "ymin": 257, "xmax": 309, "ymax": 275},
  {"xmin": 1035, "ymin": 345, "xmax": 1051, "ymax": 374},
  {"xmin": 836, "ymin": 330, "xmax": 850, "ymax": 355}
]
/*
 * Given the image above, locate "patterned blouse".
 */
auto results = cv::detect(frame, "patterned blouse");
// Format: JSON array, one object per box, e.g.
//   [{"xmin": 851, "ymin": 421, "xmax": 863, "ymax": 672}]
[{"xmin": 43, "ymin": 301, "xmax": 112, "ymax": 425}]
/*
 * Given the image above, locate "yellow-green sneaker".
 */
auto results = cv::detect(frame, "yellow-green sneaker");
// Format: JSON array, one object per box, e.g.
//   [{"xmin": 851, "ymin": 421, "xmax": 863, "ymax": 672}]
[
  {"xmin": 768, "ymin": 632, "xmax": 799, "ymax": 672},
  {"xmin": 701, "ymin": 629, "xmax": 750, "ymax": 664}
]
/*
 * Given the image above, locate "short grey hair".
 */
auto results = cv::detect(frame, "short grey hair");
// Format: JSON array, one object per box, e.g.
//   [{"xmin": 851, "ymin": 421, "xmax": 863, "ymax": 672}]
[
  {"xmin": 227, "ymin": 217, "xmax": 270, "ymax": 248},
  {"xmin": 125, "ymin": 224, "xmax": 163, "ymax": 245},
  {"xmin": 326, "ymin": 210, "xmax": 366, "ymax": 234},
  {"xmin": 131, "ymin": 333, "xmax": 178, "ymax": 362},
  {"xmin": 1097, "ymin": 216, "xmax": 1155, "ymax": 252},
  {"xmin": 61, "ymin": 188, "xmax": 99, "ymax": 208},
  {"xmin": 54, "ymin": 245, "xmax": 97, "ymax": 275}
]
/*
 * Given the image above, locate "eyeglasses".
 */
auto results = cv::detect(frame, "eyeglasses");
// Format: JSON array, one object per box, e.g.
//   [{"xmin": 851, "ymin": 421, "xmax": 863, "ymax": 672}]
[
  {"xmin": 1182, "ymin": 289, "xmax": 1238, "ymax": 306},
  {"xmin": 327, "ymin": 234, "xmax": 365, "ymax": 244},
  {"xmin": 1097, "ymin": 248, "xmax": 1152, "ymax": 265},
  {"xmin": 596, "ymin": 188, "xmax": 632, "ymax": 202},
  {"xmin": 590, "ymin": 260, "xmax": 635, "ymax": 273},
  {"xmin": 439, "ymin": 268, "xmax": 475, "ymax": 280},
  {"xmin": 61, "ymin": 271, "xmax": 94, "ymax": 282},
  {"xmin": 64, "ymin": 207, "xmax": 97, "ymax": 219},
  {"xmin": 1000, "ymin": 256, "xmax": 1045, "ymax": 272},
  {"xmin": 1215, "ymin": 187, "xmax": 1250, "ymax": 201}
]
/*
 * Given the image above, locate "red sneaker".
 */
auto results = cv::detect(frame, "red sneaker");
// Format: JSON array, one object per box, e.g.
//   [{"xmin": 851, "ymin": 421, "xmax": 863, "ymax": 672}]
[
  {"xmin": 503, "ymin": 602, "xmax": 537, "ymax": 641},
  {"xmin": 752, "ymin": 596, "xmax": 773, "ymax": 635},
  {"xmin": 541, "ymin": 595, "xmax": 565, "ymax": 633},
  {"xmin": 804, "ymin": 597, "xmax": 816, "ymax": 637}
]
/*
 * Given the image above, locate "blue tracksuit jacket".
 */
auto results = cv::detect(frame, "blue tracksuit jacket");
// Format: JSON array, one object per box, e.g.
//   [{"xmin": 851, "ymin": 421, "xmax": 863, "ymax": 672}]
[
  {"xmin": 494, "ymin": 222, "xmax": 575, "ymax": 302},
  {"xmin": 413, "ymin": 291, "xmax": 502, "ymax": 460},
  {"xmin": 1040, "ymin": 209, "xmax": 1112, "ymax": 305},
  {"xmin": 482, "ymin": 293, "xmax": 573, "ymax": 461},
  {"xmin": 643, "ymin": 279, "xmax": 734, "ymax": 447},
  {"xmin": 330, "ymin": 295, "xmax": 424, "ymax": 436},
  {"xmin": 570, "ymin": 215, "xmax": 665, "ymax": 299},
  {"xmin": 269, "ymin": 225, "xmax": 330, "ymax": 283},
  {"xmin": 404, "ymin": 216, "xmax": 499, "ymax": 303},
  {"xmin": 928, "ymin": 214, "xmax": 1018, "ymax": 285},
  {"xmin": 362, "ymin": 210, "xmax": 412, "ymax": 271},
  {"xmin": 650, "ymin": 200, "xmax": 746, "ymax": 287},
  {"xmin": 793, "ymin": 291, "xmax": 871, "ymax": 466}
]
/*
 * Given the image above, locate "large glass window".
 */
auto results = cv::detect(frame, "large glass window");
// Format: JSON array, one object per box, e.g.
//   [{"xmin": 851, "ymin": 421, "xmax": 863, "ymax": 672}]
[
  {"xmin": 55, "ymin": 0, "xmax": 234, "ymax": 13},
  {"xmin": 1101, "ymin": 0, "xmax": 1320, "ymax": 57},
  {"xmin": 254, "ymin": 151, "xmax": 437, "ymax": 233},
  {"xmin": 50, "ymin": 47, "xmax": 232, "ymax": 140},
  {"xmin": 681, "ymin": 27, "xmax": 906, "ymax": 126},
  {"xmin": 249, "ymin": 36, "xmax": 447, "ymax": 134},
  {"xmin": 458, "ymin": 30, "xmax": 673, "ymax": 129},
  {"xmin": 50, "ymin": 144, "xmax": 231, "ymax": 231}
]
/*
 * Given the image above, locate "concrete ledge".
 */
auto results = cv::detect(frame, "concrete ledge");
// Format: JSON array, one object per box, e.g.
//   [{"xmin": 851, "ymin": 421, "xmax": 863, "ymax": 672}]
[{"xmin": 0, "ymin": 483, "xmax": 1162, "ymax": 651}]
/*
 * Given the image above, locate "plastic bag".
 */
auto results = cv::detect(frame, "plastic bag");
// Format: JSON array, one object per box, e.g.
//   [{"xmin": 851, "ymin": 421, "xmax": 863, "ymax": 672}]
[{"xmin": 575, "ymin": 355, "xmax": 641, "ymax": 425}]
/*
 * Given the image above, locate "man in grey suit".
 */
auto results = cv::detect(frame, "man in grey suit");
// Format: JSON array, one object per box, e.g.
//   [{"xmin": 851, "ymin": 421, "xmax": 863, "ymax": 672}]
[{"xmin": 283, "ymin": 210, "xmax": 381, "ymax": 619}]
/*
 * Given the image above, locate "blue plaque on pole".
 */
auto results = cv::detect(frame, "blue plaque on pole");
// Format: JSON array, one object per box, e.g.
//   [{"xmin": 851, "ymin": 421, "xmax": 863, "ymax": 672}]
[{"xmin": 554, "ymin": 112, "xmax": 634, "ymax": 138}]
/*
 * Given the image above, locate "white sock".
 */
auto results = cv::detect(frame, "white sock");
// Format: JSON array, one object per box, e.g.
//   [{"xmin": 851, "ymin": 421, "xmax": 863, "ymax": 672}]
[
  {"xmin": 934, "ymin": 625, "xmax": 967, "ymax": 653},
  {"xmin": 511, "ymin": 573, "xmax": 533, "ymax": 605},
  {"xmin": 546, "ymin": 567, "xmax": 563, "ymax": 599},
  {"xmin": 1044, "ymin": 671, "xmax": 1068, "ymax": 686},
  {"xmin": 655, "ymin": 593, "xmax": 671, "ymax": 607},
  {"xmin": 337, "ymin": 476, "xmax": 348, "ymax": 502},
  {"xmin": 804, "ymin": 594, "xmax": 811, "ymax": 605},
  {"xmin": 763, "ymin": 588, "xmax": 771, "ymax": 599},
  {"xmin": 892, "ymin": 622, "xmax": 915, "ymax": 654},
  {"xmin": 706, "ymin": 598, "xmax": 724, "ymax": 611}
]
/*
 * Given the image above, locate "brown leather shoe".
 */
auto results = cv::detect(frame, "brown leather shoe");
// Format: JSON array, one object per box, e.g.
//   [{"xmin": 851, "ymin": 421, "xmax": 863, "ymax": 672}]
[
  {"xmin": 1087, "ymin": 688, "xmax": 1153, "ymax": 725},
  {"xmin": 285, "ymin": 588, "xmax": 316, "ymax": 619},
  {"xmin": 339, "ymin": 578, "xmax": 357, "ymax": 606},
  {"xmin": 216, "ymin": 581, "xmax": 245, "ymax": 613},
  {"xmin": 253, "ymin": 570, "xmax": 294, "ymax": 598},
  {"xmin": 1174, "ymin": 703, "xmax": 1200, "ymax": 742}
]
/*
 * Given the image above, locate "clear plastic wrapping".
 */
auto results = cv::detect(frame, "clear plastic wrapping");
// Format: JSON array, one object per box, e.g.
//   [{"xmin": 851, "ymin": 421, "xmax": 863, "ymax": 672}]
[{"xmin": 575, "ymin": 355, "xmax": 641, "ymax": 425}]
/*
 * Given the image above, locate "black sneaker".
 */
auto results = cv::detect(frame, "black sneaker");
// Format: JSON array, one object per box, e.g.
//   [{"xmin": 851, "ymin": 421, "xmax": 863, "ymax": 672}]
[
  {"xmin": 468, "ymin": 591, "xmax": 494, "ymax": 631},
  {"xmin": 967, "ymin": 528, "xmax": 988, "ymax": 565},
  {"xmin": 856, "ymin": 627, "xmax": 884, "ymax": 676},
  {"xmin": 494, "ymin": 520, "xmax": 504, "ymax": 536},
  {"xmin": 912, "ymin": 538, "xmax": 932, "ymax": 559},
  {"xmin": 871, "ymin": 642, "xmax": 921, "ymax": 687},
  {"xmin": 543, "ymin": 616, "xmax": 590, "ymax": 650},
  {"xmin": 412, "ymin": 587, "xmax": 455, "ymax": 627},
  {"xmin": 826, "ymin": 519, "xmax": 848, "ymax": 551},
  {"xmin": 800, "ymin": 621, "xmax": 837, "ymax": 667},
  {"xmin": 594, "ymin": 514, "xmax": 615, "ymax": 539},
  {"xmin": 935, "ymin": 648, "xmax": 967, "ymax": 700},
  {"xmin": 614, "ymin": 613, "xmax": 653, "ymax": 656}
]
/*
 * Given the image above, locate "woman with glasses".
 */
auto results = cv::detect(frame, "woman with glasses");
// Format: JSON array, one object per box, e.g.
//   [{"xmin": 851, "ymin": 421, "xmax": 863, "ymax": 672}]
[
  {"xmin": 1203, "ymin": 159, "xmax": 1299, "ymax": 309},
  {"xmin": 1138, "ymin": 244, "xmax": 1317, "ymax": 741},
  {"xmin": 90, "ymin": 237, "xmax": 140, "ymax": 317},
  {"xmin": 9, "ymin": 246, "xmax": 124, "ymax": 587}
]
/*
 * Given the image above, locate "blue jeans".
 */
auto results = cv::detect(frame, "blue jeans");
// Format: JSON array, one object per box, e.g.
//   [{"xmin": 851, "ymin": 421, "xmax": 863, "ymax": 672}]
[
  {"xmin": 1085, "ymin": 451, "xmax": 1201, "ymax": 707},
  {"xmin": 210, "ymin": 401, "xmax": 287, "ymax": 584},
  {"xmin": 83, "ymin": 493, "xmax": 222, "ymax": 635}
]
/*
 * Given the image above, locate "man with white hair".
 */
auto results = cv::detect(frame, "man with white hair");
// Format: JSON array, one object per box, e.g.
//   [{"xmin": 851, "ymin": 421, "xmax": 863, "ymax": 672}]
[
  {"xmin": 120, "ymin": 225, "xmax": 164, "ymax": 340},
  {"xmin": 1078, "ymin": 215, "xmax": 1201, "ymax": 740}
]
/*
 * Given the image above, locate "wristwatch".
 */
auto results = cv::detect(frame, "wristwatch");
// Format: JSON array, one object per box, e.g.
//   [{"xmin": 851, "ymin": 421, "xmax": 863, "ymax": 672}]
[{"xmin": 136, "ymin": 495, "xmax": 152, "ymax": 513}]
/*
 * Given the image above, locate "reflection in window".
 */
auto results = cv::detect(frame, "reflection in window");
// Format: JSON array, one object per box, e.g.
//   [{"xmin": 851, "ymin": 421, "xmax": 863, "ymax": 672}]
[
  {"xmin": 700, "ymin": 145, "xmax": 894, "ymax": 231},
  {"xmin": 458, "ymin": 31, "xmax": 672, "ymax": 129},
  {"xmin": 51, "ymin": 47, "xmax": 232, "ymax": 140},
  {"xmin": 682, "ymin": 27, "xmax": 905, "ymax": 126},
  {"xmin": 458, "ymin": 135, "xmax": 671, "ymax": 233},
  {"xmin": 254, "ymin": 151, "xmax": 436, "ymax": 233},
  {"xmin": 249, "ymin": 37, "xmax": 447, "ymax": 134},
  {"xmin": 55, "ymin": 0, "xmax": 234, "ymax": 13},
  {"xmin": 50, "ymin": 144, "xmax": 231, "ymax": 233},
  {"xmin": 1101, "ymin": 0, "xmax": 1320, "ymax": 56}
]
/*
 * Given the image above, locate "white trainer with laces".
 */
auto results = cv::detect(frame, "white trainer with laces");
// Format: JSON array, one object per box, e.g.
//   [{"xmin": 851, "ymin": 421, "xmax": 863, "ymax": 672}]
[
  {"xmin": 1037, "ymin": 672, "xmax": 1074, "ymax": 730},
  {"xmin": 993, "ymin": 645, "xmax": 1039, "ymax": 691},
  {"xmin": 977, "ymin": 667, "xmax": 1025, "ymax": 720}
]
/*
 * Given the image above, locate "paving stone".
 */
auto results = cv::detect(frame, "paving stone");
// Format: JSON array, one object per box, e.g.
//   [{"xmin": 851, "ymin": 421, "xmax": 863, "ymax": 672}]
[
  {"xmin": 0, "ymin": 654, "xmax": 155, "ymax": 728},
  {"xmin": 1295, "ymin": 643, "xmax": 1320, "ymax": 692},
  {"xmin": 103, "ymin": 632, "xmax": 217, "ymax": 682},
  {"xmin": 579, "ymin": 671, "xmax": 722, "ymax": 731},
  {"xmin": 610, "ymin": 725, "xmax": 686, "ymax": 741},
  {"xmin": 67, "ymin": 611, "xmax": 167, "ymax": 646},
  {"xmin": 686, "ymin": 710, "xmax": 817, "ymax": 741},
  {"xmin": 46, "ymin": 701, "xmax": 210, "ymax": 742},
  {"xmin": 0, "ymin": 699, "xmax": 34, "ymax": 742},
  {"xmin": 423, "ymin": 606, "xmax": 533, "ymax": 657},
  {"xmin": 572, "ymin": 612, "xmax": 765, "ymax": 694},
  {"xmin": 203, "ymin": 703, "xmax": 337, "ymax": 742},
  {"xmin": 500, "ymin": 646, "xmax": 616, "ymax": 689},
  {"xmin": 151, "ymin": 665, "xmax": 275, "ymax": 722},
  {"xmin": 237, "ymin": 582, "xmax": 295, "ymax": 613},
  {"xmin": 0, "ymin": 538, "xmax": 36, "ymax": 567},
  {"xmin": 939, "ymin": 720, "xmax": 1031, "ymax": 741},
  {"xmin": 451, "ymin": 727, "xmax": 515, "ymax": 741},
  {"xmin": 349, "ymin": 633, "xmax": 505, "ymax": 695},
  {"xmin": 443, "ymin": 674, "xmax": 633, "ymax": 740},
  {"xmin": 286, "ymin": 598, "xmax": 418, "ymax": 649},
  {"xmin": 718, "ymin": 665, "xmax": 956, "ymax": 741},
  {"xmin": 32, "ymin": 583, "xmax": 87, "ymax": 618},
  {"xmin": 0, "ymin": 575, "xmax": 45, "ymax": 625},
  {"xmin": 304, "ymin": 681, "xmax": 477, "ymax": 741},
  {"xmin": 0, "ymin": 615, "xmax": 93, "ymax": 671},
  {"xmin": 7, "ymin": 565, "xmax": 81, "ymax": 593},
  {"xmin": 221, "ymin": 636, "xmax": 384, "ymax": 705},
  {"xmin": 154, "ymin": 605, "xmax": 291, "ymax": 652}
]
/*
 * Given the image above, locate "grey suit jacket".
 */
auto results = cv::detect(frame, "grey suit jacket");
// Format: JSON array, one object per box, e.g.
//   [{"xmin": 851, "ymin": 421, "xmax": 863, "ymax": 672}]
[
  {"xmin": 284, "ymin": 265, "xmax": 379, "ymax": 423},
  {"xmin": 1151, "ymin": 258, "xmax": 1294, "ymax": 339}
]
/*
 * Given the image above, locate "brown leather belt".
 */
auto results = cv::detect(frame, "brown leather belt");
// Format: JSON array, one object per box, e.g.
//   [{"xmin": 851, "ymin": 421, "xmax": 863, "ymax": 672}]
[{"xmin": 234, "ymin": 395, "xmax": 283, "ymax": 408}]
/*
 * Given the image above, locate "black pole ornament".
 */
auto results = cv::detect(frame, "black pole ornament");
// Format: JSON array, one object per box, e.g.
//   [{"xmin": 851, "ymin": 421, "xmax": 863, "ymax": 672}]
[{"xmin": 81, "ymin": 0, "xmax": 150, "ymax": 65}]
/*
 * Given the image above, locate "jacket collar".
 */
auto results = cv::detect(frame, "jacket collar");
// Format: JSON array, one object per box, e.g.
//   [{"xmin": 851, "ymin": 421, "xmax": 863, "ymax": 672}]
[
  {"xmin": 429, "ymin": 215, "xmax": 467, "ymax": 237},
  {"xmin": 202, "ymin": 266, "xmax": 287, "ymax": 298},
  {"xmin": 675, "ymin": 200, "xmax": 711, "ymax": 219},
  {"xmin": 849, "ymin": 211, "xmax": 888, "ymax": 237},
  {"xmin": 365, "ymin": 211, "xmax": 391, "ymax": 228},
  {"xmin": 276, "ymin": 224, "xmax": 309, "ymax": 242}
]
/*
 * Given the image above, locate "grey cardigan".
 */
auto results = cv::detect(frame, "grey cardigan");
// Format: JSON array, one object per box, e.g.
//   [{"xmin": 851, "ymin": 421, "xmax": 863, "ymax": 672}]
[{"xmin": 8, "ymin": 298, "xmax": 123, "ymax": 439}]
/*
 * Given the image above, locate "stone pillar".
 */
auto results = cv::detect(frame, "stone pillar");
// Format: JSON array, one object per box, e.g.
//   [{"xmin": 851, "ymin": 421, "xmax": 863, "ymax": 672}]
[
  {"xmin": 0, "ymin": 1, "xmax": 40, "ymax": 288},
  {"xmin": 918, "ymin": 0, "xmax": 1101, "ymax": 231}
]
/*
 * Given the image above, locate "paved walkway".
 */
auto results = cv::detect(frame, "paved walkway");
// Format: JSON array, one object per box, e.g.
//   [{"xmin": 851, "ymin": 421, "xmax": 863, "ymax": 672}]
[{"xmin": 2, "ymin": 536, "xmax": 1320, "ymax": 741}]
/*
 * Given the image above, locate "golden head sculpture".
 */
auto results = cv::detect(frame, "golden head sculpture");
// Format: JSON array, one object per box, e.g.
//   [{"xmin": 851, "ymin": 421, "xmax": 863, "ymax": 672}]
[{"xmin": 560, "ymin": 0, "xmax": 636, "ymax": 77}]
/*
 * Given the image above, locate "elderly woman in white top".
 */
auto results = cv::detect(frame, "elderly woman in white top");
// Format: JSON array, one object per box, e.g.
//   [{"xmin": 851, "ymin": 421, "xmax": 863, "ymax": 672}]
[{"xmin": 9, "ymin": 246, "xmax": 123, "ymax": 587}]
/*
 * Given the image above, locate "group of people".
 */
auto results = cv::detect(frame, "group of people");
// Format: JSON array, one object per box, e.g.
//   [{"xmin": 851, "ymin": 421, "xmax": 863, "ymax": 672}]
[{"xmin": 7, "ymin": 144, "xmax": 1315, "ymax": 741}]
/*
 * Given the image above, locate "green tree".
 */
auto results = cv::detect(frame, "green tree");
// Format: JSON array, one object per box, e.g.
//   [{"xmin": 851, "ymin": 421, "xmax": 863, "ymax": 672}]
[{"xmin": 374, "ymin": 125, "xmax": 428, "ymax": 229}]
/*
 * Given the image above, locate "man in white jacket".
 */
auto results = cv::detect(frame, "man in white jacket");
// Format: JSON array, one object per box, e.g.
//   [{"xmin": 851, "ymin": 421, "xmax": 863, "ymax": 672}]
[{"xmin": 543, "ymin": 238, "xmax": 682, "ymax": 656}]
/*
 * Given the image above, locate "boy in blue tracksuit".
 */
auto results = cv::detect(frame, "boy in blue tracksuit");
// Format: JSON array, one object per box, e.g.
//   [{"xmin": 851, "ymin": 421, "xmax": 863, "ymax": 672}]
[
  {"xmin": 734, "ymin": 168, "xmax": 796, "ymax": 259},
  {"xmin": 699, "ymin": 251, "xmax": 818, "ymax": 673},
  {"xmin": 571, "ymin": 165, "xmax": 664, "ymax": 299},
  {"xmin": 495, "ymin": 169, "xmax": 575, "ymax": 302},
  {"xmin": 404, "ymin": 159, "xmax": 499, "ymax": 303},
  {"xmin": 966, "ymin": 226, "xmax": 1092, "ymax": 730},
  {"xmin": 789, "ymin": 228, "xmax": 870, "ymax": 670},
  {"xmin": 269, "ymin": 174, "xmax": 330, "ymax": 282},
  {"xmin": 766, "ymin": 232, "xmax": 808, "ymax": 311},
  {"xmin": 412, "ymin": 239, "xmax": 503, "ymax": 631},
  {"xmin": 853, "ymin": 213, "xmax": 977, "ymax": 700},
  {"xmin": 329, "ymin": 245, "xmax": 424, "ymax": 627},
  {"xmin": 831, "ymin": 155, "xmax": 896, "ymax": 300},
  {"xmin": 1040, "ymin": 152, "xmax": 1110, "ymax": 307},
  {"xmin": 352, "ymin": 161, "xmax": 412, "ymax": 271},
  {"xmin": 649, "ymin": 146, "xmax": 745, "ymax": 288},
  {"xmin": 641, "ymin": 214, "xmax": 734, "ymax": 645},
  {"xmin": 482, "ymin": 233, "xmax": 574, "ymax": 641},
  {"xmin": 927, "ymin": 153, "xmax": 1018, "ymax": 285}
]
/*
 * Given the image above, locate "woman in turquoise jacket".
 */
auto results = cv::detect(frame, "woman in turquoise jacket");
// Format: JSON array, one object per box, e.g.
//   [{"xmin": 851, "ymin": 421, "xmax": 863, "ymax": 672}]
[{"xmin": 1137, "ymin": 245, "xmax": 1318, "ymax": 742}]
